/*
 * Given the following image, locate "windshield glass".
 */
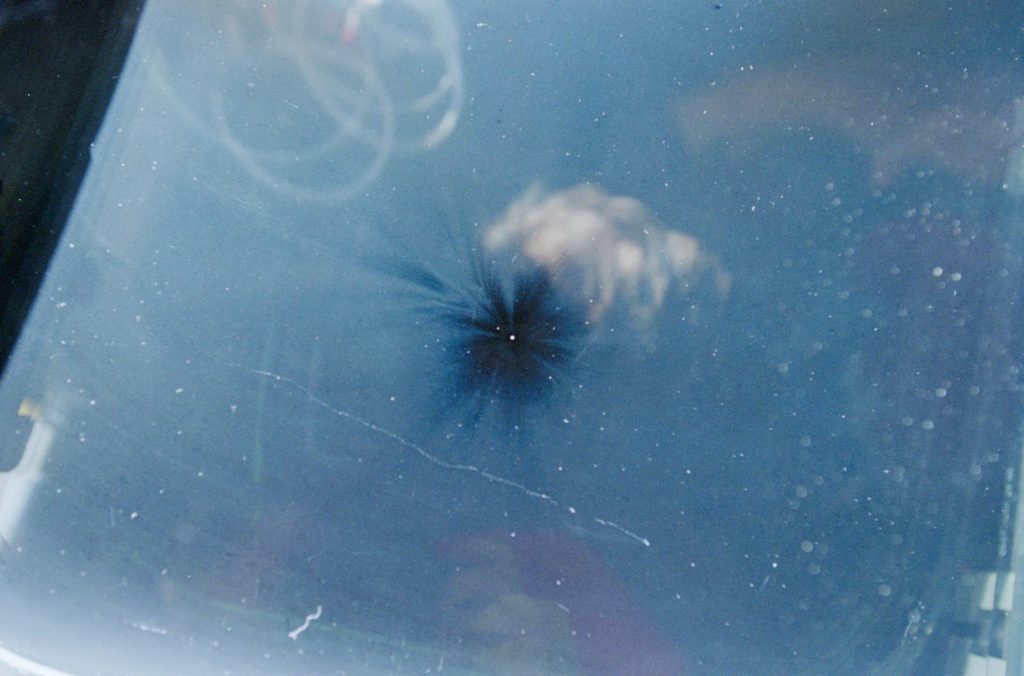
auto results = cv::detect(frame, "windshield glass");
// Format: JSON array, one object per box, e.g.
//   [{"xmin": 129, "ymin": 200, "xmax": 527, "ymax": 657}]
[{"xmin": 1, "ymin": 1, "xmax": 1023, "ymax": 674}]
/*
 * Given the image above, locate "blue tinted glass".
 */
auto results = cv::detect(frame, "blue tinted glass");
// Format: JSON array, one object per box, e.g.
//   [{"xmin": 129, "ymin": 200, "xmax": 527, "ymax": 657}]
[{"xmin": 1, "ymin": 1, "xmax": 1023, "ymax": 674}]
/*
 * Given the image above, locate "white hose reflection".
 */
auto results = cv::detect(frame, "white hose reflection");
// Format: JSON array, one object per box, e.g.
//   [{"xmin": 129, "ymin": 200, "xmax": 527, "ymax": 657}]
[{"xmin": 147, "ymin": 0, "xmax": 463, "ymax": 202}]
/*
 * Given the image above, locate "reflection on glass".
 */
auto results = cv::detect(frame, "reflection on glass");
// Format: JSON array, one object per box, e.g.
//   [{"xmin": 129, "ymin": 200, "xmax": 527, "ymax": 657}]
[
  {"xmin": 437, "ymin": 529, "xmax": 684, "ymax": 674},
  {"xmin": 675, "ymin": 34, "xmax": 1024, "ymax": 672},
  {"xmin": 484, "ymin": 185, "xmax": 731, "ymax": 328},
  {"xmin": 678, "ymin": 60, "xmax": 1024, "ymax": 190},
  {"xmin": 0, "ymin": 1, "xmax": 1023, "ymax": 674},
  {"xmin": 146, "ymin": 0, "xmax": 463, "ymax": 202}
]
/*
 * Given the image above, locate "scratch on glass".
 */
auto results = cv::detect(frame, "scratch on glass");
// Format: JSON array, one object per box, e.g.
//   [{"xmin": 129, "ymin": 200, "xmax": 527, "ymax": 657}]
[{"xmin": 238, "ymin": 366, "xmax": 652, "ymax": 548}]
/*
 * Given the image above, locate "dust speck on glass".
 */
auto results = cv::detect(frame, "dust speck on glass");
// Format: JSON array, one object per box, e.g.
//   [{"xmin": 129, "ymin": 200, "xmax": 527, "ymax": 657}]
[{"xmin": 1, "ymin": 0, "xmax": 1023, "ymax": 674}]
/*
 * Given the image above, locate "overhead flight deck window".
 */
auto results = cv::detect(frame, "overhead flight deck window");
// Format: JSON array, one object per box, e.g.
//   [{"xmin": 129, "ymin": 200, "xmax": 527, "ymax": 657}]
[{"xmin": 2, "ymin": 1, "xmax": 1024, "ymax": 674}]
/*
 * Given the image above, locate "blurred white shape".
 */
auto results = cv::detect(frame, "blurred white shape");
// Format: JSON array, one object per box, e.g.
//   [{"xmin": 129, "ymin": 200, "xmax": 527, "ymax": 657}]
[
  {"xmin": 962, "ymin": 653, "xmax": 1006, "ymax": 676},
  {"xmin": 147, "ymin": 0, "xmax": 463, "ymax": 203},
  {"xmin": 679, "ymin": 62, "xmax": 1023, "ymax": 189},
  {"xmin": 0, "ymin": 645, "xmax": 76, "ymax": 676},
  {"xmin": 288, "ymin": 604, "xmax": 323, "ymax": 639},
  {"xmin": 0, "ymin": 400, "xmax": 55, "ymax": 548},
  {"xmin": 483, "ymin": 185, "xmax": 730, "ymax": 328}
]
